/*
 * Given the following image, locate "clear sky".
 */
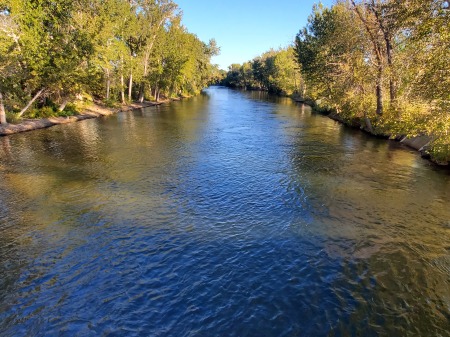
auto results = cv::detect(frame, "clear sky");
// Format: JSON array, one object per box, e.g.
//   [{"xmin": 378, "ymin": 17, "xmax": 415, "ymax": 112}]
[{"xmin": 175, "ymin": 0, "xmax": 333, "ymax": 70}]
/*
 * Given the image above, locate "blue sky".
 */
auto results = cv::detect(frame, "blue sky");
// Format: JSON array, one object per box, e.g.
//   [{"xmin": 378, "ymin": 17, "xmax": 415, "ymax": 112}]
[{"xmin": 175, "ymin": 0, "xmax": 333, "ymax": 70}]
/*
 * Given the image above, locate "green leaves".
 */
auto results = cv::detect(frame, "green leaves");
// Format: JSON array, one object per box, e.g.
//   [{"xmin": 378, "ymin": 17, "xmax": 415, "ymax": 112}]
[
  {"xmin": 295, "ymin": 0, "xmax": 449, "ymax": 162},
  {"xmin": 222, "ymin": 47, "xmax": 301, "ymax": 96},
  {"xmin": 0, "ymin": 0, "xmax": 219, "ymax": 114}
]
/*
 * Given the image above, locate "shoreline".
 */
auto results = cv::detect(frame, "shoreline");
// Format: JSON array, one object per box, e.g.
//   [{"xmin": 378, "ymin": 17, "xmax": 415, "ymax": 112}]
[
  {"xmin": 1, "ymin": 90, "xmax": 447, "ymax": 167},
  {"xmin": 0, "ymin": 99, "xmax": 178, "ymax": 137},
  {"xmin": 292, "ymin": 97, "xmax": 448, "ymax": 167}
]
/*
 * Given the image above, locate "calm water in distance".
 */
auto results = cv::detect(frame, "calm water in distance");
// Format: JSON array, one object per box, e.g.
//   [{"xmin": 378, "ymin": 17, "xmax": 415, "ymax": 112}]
[{"xmin": 0, "ymin": 87, "xmax": 449, "ymax": 336}]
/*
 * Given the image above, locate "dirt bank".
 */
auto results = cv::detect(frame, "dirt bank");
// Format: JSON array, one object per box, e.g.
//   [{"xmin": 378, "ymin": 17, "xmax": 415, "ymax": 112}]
[{"xmin": 0, "ymin": 100, "xmax": 170, "ymax": 137}]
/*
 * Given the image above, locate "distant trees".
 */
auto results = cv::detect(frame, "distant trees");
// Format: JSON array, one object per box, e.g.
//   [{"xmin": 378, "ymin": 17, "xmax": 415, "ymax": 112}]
[
  {"xmin": 294, "ymin": 0, "xmax": 450, "ymax": 162},
  {"xmin": 0, "ymin": 0, "xmax": 219, "ymax": 123},
  {"xmin": 221, "ymin": 47, "xmax": 302, "ymax": 96}
]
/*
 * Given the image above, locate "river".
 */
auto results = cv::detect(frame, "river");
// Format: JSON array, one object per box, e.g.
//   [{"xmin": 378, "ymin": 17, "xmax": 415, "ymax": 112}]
[{"xmin": 1, "ymin": 87, "xmax": 449, "ymax": 336}]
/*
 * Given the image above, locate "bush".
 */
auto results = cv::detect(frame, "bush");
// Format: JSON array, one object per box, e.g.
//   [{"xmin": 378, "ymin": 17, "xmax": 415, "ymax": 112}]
[
  {"xmin": 6, "ymin": 111, "xmax": 21, "ymax": 124},
  {"xmin": 60, "ymin": 103, "xmax": 78, "ymax": 116},
  {"xmin": 40, "ymin": 106, "xmax": 57, "ymax": 118},
  {"xmin": 104, "ymin": 98, "xmax": 117, "ymax": 108},
  {"xmin": 428, "ymin": 141, "xmax": 450, "ymax": 165},
  {"xmin": 24, "ymin": 108, "xmax": 40, "ymax": 119},
  {"xmin": 24, "ymin": 106, "xmax": 57, "ymax": 119},
  {"xmin": 74, "ymin": 99, "xmax": 92, "ymax": 111}
]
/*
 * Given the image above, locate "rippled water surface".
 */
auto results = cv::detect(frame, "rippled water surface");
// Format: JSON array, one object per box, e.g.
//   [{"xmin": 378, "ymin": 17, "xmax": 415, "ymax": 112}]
[{"xmin": 1, "ymin": 87, "xmax": 449, "ymax": 336}]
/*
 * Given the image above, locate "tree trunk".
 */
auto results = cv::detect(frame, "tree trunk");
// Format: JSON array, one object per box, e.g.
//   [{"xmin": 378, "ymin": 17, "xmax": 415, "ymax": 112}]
[
  {"xmin": 351, "ymin": 0, "xmax": 384, "ymax": 115},
  {"xmin": 121, "ymin": 74, "xmax": 125, "ymax": 104},
  {"xmin": 120, "ymin": 55, "xmax": 125, "ymax": 104},
  {"xmin": 139, "ymin": 51, "xmax": 150, "ymax": 103},
  {"xmin": 106, "ymin": 69, "xmax": 111, "ymax": 100},
  {"xmin": 58, "ymin": 97, "xmax": 69, "ymax": 112},
  {"xmin": 370, "ymin": 0, "xmax": 396, "ymax": 104},
  {"xmin": 18, "ymin": 88, "xmax": 44, "ymax": 118},
  {"xmin": 0, "ymin": 91, "xmax": 7, "ymax": 124},
  {"xmin": 386, "ymin": 39, "xmax": 396, "ymax": 104},
  {"xmin": 138, "ymin": 27, "xmax": 162, "ymax": 103},
  {"xmin": 128, "ymin": 71, "xmax": 133, "ymax": 102},
  {"xmin": 376, "ymin": 66, "xmax": 383, "ymax": 115},
  {"xmin": 138, "ymin": 83, "xmax": 145, "ymax": 103},
  {"xmin": 154, "ymin": 84, "xmax": 159, "ymax": 101}
]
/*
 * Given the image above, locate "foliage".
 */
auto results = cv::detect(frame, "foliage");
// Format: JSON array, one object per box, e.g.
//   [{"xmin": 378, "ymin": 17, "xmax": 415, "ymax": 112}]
[
  {"xmin": 221, "ymin": 47, "xmax": 302, "ymax": 96},
  {"xmin": 26, "ymin": 106, "xmax": 56, "ymax": 119},
  {"xmin": 293, "ymin": 0, "xmax": 450, "ymax": 163},
  {"xmin": 61, "ymin": 103, "xmax": 78, "ymax": 116},
  {"xmin": 5, "ymin": 111, "xmax": 20, "ymax": 124},
  {"xmin": 0, "ymin": 0, "xmax": 219, "ymax": 122}
]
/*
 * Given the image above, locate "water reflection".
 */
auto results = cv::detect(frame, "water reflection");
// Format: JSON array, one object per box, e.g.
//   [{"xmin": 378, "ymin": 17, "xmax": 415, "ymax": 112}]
[{"xmin": 0, "ymin": 87, "xmax": 449, "ymax": 336}]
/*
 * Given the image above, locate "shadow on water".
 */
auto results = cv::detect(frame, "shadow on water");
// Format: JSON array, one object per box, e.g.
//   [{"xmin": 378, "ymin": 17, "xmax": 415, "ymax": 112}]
[{"xmin": 0, "ymin": 87, "xmax": 449, "ymax": 336}]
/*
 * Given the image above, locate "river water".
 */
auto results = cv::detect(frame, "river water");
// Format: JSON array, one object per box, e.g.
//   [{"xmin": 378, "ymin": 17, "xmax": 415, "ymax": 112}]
[{"xmin": 0, "ymin": 87, "xmax": 449, "ymax": 336}]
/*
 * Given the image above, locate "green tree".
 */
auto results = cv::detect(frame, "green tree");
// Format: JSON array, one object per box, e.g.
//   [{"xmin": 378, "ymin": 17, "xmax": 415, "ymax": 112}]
[
  {"xmin": 0, "ymin": 0, "xmax": 220, "ymax": 121},
  {"xmin": 1, "ymin": 0, "xmax": 96, "ymax": 116},
  {"xmin": 135, "ymin": 0, "xmax": 178, "ymax": 102},
  {"xmin": 293, "ymin": 0, "xmax": 450, "ymax": 162}
]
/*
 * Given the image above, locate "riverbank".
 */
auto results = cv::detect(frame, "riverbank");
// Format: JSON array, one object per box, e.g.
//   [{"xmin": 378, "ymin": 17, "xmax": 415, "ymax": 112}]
[
  {"xmin": 0, "ymin": 99, "xmax": 179, "ymax": 137},
  {"xmin": 292, "ymin": 96, "xmax": 448, "ymax": 167}
]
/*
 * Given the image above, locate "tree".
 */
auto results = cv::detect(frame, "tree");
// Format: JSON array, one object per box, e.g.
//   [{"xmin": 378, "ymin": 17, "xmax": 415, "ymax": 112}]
[
  {"xmin": 136, "ymin": 0, "xmax": 178, "ymax": 102},
  {"xmin": 0, "ymin": 7, "xmax": 21, "ymax": 124},
  {"xmin": 270, "ymin": 47, "xmax": 300, "ymax": 95},
  {"xmin": 0, "ymin": 0, "xmax": 220, "ymax": 121},
  {"xmin": 293, "ymin": 0, "xmax": 450, "ymax": 162},
  {"xmin": 1, "ymin": 0, "xmax": 97, "ymax": 116},
  {"xmin": 222, "ymin": 47, "xmax": 301, "ymax": 95}
]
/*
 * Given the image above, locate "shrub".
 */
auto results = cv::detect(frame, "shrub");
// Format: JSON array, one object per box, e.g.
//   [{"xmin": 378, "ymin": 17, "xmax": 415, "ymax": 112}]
[
  {"xmin": 60, "ymin": 103, "xmax": 78, "ymax": 116},
  {"xmin": 104, "ymin": 98, "xmax": 117, "ymax": 108},
  {"xmin": 6, "ymin": 111, "xmax": 21, "ymax": 124},
  {"xmin": 24, "ymin": 106, "xmax": 57, "ymax": 119},
  {"xmin": 428, "ymin": 141, "xmax": 450, "ymax": 165},
  {"xmin": 40, "ymin": 106, "xmax": 57, "ymax": 118}
]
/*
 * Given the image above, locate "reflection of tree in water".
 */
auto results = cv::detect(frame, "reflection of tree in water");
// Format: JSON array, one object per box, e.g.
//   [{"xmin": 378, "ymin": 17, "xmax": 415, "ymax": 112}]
[
  {"xmin": 278, "ymin": 106, "xmax": 450, "ymax": 335},
  {"xmin": 0, "ymin": 97, "xmax": 215, "ymax": 323},
  {"xmin": 1, "ymin": 137, "xmax": 11, "ymax": 158},
  {"xmin": 0, "ymin": 177, "xmax": 45, "ymax": 316}
]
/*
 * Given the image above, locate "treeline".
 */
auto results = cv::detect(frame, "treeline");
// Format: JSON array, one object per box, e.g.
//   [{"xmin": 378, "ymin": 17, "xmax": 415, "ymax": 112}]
[
  {"xmin": 295, "ymin": 0, "xmax": 449, "ymax": 162},
  {"xmin": 222, "ymin": 0, "xmax": 449, "ymax": 163},
  {"xmin": 0, "ymin": 0, "xmax": 220, "ymax": 123},
  {"xmin": 221, "ymin": 47, "xmax": 302, "ymax": 96}
]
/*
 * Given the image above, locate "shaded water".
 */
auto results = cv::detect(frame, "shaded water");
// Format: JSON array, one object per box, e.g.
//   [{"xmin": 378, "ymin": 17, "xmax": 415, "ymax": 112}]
[{"xmin": 0, "ymin": 87, "xmax": 449, "ymax": 336}]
